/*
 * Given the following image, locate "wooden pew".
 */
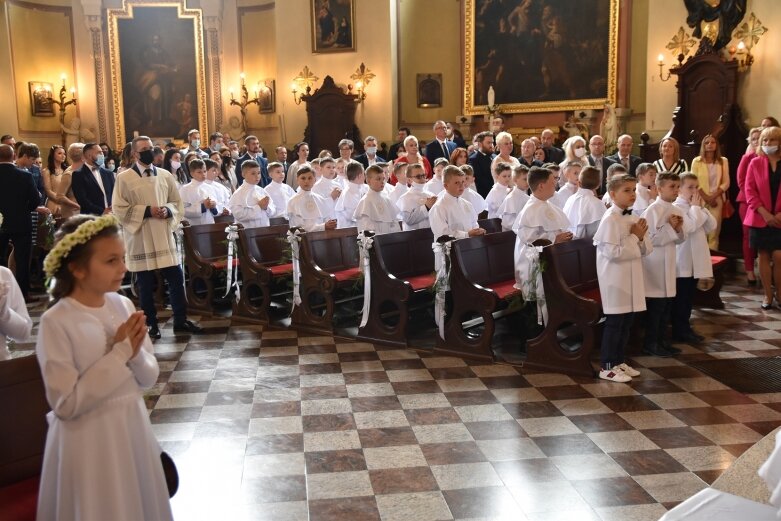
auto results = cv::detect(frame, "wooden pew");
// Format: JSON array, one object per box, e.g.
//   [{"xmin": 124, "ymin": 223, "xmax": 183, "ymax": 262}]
[
  {"xmin": 525, "ymin": 238, "xmax": 601, "ymax": 378},
  {"xmin": 292, "ymin": 227, "xmax": 363, "ymax": 334},
  {"xmin": 439, "ymin": 231, "xmax": 521, "ymax": 361},
  {"xmin": 693, "ymin": 251, "xmax": 730, "ymax": 309},
  {"xmin": 357, "ymin": 228, "xmax": 436, "ymax": 347},
  {"xmin": 181, "ymin": 221, "xmax": 237, "ymax": 313},
  {"xmin": 270, "ymin": 217, "xmax": 289, "ymax": 226},
  {"xmin": 214, "ymin": 214, "xmax": 235, "ymax": 225},
  {"xmin": 233, "ymin": 224, "xmax": 294, "ymax": 323},
  {"xmin": 477, "ymin": 218, "xmax": 503, "ymax": 234}
]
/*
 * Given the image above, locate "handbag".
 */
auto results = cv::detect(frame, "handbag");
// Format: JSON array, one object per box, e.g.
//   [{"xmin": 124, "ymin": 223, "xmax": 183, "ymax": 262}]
[
  {"xmin": 160, "ymin": 451, "xmax": 179, "ymax": 497},
  {"xmin": 722, "ymin": 199, "xmax": 735, "ymax": 219}
]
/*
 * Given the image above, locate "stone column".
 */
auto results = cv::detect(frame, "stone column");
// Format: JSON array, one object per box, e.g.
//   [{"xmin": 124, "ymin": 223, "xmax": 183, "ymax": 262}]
[{"xmin": 203, "ymin": 12, "xmax": 224, "ymax": 133}]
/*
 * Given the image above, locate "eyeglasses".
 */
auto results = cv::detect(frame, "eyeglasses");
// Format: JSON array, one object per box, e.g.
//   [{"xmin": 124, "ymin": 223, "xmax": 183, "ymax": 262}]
[{"xmin": 409, "ymin": 174, "xmax": 427, "ymax": 180}]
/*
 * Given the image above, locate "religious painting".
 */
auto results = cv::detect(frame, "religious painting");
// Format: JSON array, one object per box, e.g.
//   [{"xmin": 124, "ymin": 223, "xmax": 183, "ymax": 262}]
[
  {"xmin": 311, "ymin": 0, "xmax": 355, "ymax": 53},
  {"xmin": 258, "ymin": 79, "xmax": 275, "ymax": 114},
  {"xmin": 29, "ymin": 81, "xmax": 55, "ymax": 117},
  {"xmin": 464, "ymin": 0, "xmax": 619, "ymax": 114},
  {"xmin": 417, "ymin": 74, "xmax": 442, "ymax": 108},
  {"xmin": 107, "ymin": 1, "xmax": 207, "ymax": 149}
]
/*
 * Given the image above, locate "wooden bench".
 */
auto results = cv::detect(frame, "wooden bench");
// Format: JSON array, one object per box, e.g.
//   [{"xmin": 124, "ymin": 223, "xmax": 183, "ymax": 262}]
[
  {"xmin": 525, "ymin": 238, "xmax": 602, "ymax": 378},
  {"xmin": 233, "ymin": 224, "xmax": 294, "ymax": 324},
  {"xmin": 438, "ymin": 231, "xmax": 522, "ymax": 361},
  {"xmin": 269, "ymin": 217, "xmax": 289, "ymax": 227},
  {"xmin": 693, "ymin": 251, "xmax": 730, "ymax": 309},
  {"xmin": 0, "ymin": 355, "xmax": 49, "ymax": 521},
  {"xmin": 291, "ymin": 227, "xmax": 363, "ymax": 335},
  {"xmin": 477, "ymin": 218, "xmax": 503, "ymax": 234},
  {"xmin": 214, "ymin": 214, "xmax": 235, "ymax": 225},
  {"xmin": 182, "ymin": 221, "xmax": 238, "ymax": 313},
  {"xmin": 357, "ymin": 228, "xmax": 436, "ymax": 347}
]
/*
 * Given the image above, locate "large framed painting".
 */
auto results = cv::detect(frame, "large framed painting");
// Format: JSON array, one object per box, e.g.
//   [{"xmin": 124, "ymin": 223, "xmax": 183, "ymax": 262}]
[
  {"xmin": 464, "ymin": 0, "xmax": 619, "ymax": 114},
  {"xmin": 107, "ymin": 1, "xmax": 207, "ymax": 149},
  {"xmin": 311, "ymin": 0, "xmax": 355, "ymax": 53}
]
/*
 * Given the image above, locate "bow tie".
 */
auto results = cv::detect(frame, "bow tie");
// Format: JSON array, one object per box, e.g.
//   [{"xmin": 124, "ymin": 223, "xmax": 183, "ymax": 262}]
[{"xmin": 622, "ymin": 208, "xmax": 632, "ymax": 216}]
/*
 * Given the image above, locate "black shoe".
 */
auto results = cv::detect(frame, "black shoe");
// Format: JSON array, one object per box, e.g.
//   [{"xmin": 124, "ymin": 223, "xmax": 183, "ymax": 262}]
[
  {"xmin": 642, "ymin": 344, "xmax": 673, "ymax": 358},
  {"xmin": 665, "ymin": 344, "xmax": 682, "ymax": 355},
  {"xmin": 148, "ymin": 325, "xmax": 161, "ymax": 340},
  {"xmin": 671, "ymin": 332, "xmax": 701, "ymax": 344},
  {"xmin": 173, "ymin": 320, "xmax": 204, "ymax": 334}
]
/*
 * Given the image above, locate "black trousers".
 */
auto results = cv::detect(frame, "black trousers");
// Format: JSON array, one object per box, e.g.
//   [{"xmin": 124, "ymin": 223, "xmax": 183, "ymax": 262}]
[
  {"xmin": 135, "ymin": 266, "xmax": 186, "ymax": 326},
  {"xmin": 671, "ymin": 277, "xmax": 696, "ymax": 336},
  {"xmin": 645, "ymin": 297, "xmax": 673, "ymax": 350},
  {"xmin": 0, "ymin": 231, "xmax": 32, "ymax": 298},
  {"xmin": 600, "ymin": 312, "xmax": 635, "ymax": 367}
]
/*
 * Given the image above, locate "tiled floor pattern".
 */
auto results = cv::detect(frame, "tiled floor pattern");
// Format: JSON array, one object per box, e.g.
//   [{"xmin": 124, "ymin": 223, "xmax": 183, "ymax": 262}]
[{"xmin": 12, "ymin": 278, "xmax": 781, "ymax": 521}]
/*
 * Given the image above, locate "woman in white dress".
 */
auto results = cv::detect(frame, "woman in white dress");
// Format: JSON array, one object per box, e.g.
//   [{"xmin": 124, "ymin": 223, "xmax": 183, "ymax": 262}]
[
  {"xmin": 36, "ymin": 215, "xmax": 173, "ymax": 521},
  {"xmin": 491, "ymin": 131, "xmax": 521, "ymax": 171},
  {"xmin": 286, "ymin": 141, "xmax": 311, "ymax": 189}
]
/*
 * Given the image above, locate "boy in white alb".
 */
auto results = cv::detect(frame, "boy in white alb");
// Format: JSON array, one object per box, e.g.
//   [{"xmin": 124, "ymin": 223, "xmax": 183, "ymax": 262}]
[
  {"xmin": 228, "ymin": 160, "xmax": 276, "ymax": 228},
  {"xmin": 563, "ymin": 166, "xmax": 606, "ymax": 239},
  {"xmin": 265, "ymin": 161, "xmax": 296, "ymax": 219},
  {"xmin": 286, "ymin": 165, "xmax": 337, "ymax": 232},
  {"xmin": 642, "ymin": 172, "xmax": 686, "ymax": 357},
  {"xmin": 512, "ymin": 166, "xmax": 572, "ymax": 320},
  {"xmin": 499, "ymin": 165, "xmax": 531, "ymax": 231},
  {"xmin": 334, "ymin": 158, "xmax": 348, "ymax": 188},
  {"xmin": 485, "ymin": 162, "xmax": 513, "ymax": 219},
  {"xmin": 204, "ymin": 159, "xmax": 231, "ymax": 217},
  {"xmin": 550, "ymin": 161, "xmax": 581, "ymax": 209},
  {"xmin": 672, "ymin": 173, "xmax": 716, "ymax": 342},
  {"xmin": 633, "ymin": 163, "xmax": 658, "ymax": 216},
  {"xmin": 354, "ymin": 165, "xmax": 401, "ymax": 235},
  {"xmin": 335, "ymin": 161, "xmax": 367, "ymax": 228},
  {"xmin": 398, "ymin": 162, "xmax": 437, "ymax": 230},
  {"xmin": 460, "ymin": 164, "xmax": 487, "ymax": 219},
  {"xmin": 594, "ymin": 174, "xmax": 652, "ymax": 382},
  {"xmin": 179, "ymin": 159, "xmax": 217, "ymax": 225},
  {"xmin": 425, "ymin": 158, "xmax": 447, "ymax": 195},
  {"xmin": 429, "ymin": 166, "xmax": 484, "ymax": 241},
  {"xmin": 312, "ymin": 156, "xmax": 342, "ymax": 216},
  {"xmin": 381, "ymin": 163, "xmax": 395, "ymax": 198},
  {"xmin": 388, "ymin": 162, "xmax": 409, "ymax": 205},
  {"xmin": 602, "ymin": 163, "xmax": 628, "ymax": 207},
  {"xmin": 310, "ymin": 157, "xmax": 322, "ymax": 180}
]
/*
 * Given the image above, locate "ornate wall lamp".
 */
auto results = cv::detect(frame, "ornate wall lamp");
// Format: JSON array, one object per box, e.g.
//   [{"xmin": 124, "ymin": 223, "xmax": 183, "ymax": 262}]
[
  {"xmin": 229, "ymin": 72, "xmax": 261, "ymax": 137},
  {"xmin": 348, "ymin": 63, "xmax": 374, "ymax": 103},
  {"xmin": 291, "ymin": 66, "xmax": 319, "ymax": 105},
  {"xmin": 46, "ymin": 74, "xmax": 77, "ymax": 146},
  {"xmin": 728, "ymin": 12, "xmax": 767, "ymax": 71}
]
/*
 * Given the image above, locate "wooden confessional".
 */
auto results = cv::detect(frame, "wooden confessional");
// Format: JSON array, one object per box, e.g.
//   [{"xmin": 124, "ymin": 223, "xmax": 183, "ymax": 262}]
[{"xmin": 301, "ymin": 75, "xmax": 364, "ymax": 157}]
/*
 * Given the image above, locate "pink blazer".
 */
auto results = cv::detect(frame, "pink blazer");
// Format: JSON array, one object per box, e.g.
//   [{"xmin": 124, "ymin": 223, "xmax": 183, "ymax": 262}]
[
  {"xmin": 744, "ymin": 155, "xmax": 781, "ymax": 228},
  {"xmin": 736, "ymin": 152, "xmax": 757, "ymax": 203}
]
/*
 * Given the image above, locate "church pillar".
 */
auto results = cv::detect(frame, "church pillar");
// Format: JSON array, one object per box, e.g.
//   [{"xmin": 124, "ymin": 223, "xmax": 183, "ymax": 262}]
[
  {"xmin": 82, "ymin": 1, "xmax": 108, "ymax": 143},
  {"xmin": 202, "ymin": 1, "xmax": 224, "ymax": 134}
]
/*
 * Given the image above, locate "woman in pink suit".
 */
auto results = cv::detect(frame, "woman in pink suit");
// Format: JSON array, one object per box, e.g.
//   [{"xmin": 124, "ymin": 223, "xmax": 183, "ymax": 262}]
[
  {"xmin": 744, "ymin": 126, "xmax": 781, "ymax": 309},
  {"xmin": 737, "ymin": 127, "xmax": 762, "ymax": 285}
]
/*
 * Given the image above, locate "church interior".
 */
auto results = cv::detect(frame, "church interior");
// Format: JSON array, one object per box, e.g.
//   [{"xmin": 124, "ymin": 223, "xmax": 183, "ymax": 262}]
[{"xmin": 3, "ymin": 0, "xmax": 781, "ymax": 520}]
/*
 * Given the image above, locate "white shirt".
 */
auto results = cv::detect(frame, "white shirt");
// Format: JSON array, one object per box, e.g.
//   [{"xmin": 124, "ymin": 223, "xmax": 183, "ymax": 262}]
[
  {"xmin": 286, "ymin": 190, "xmax": 333, "ymax": 232},
  {"xmin": 228, "ymin": 182, "xmax": 276, "ymax": 228},
  {"xmin": 429, "ymin": 191, "xmax": 477, "ymax": 240},
  {"xmin": 642, "ymin": 198, "xmax": 686, "ymax": 298},
  {"xmin": 563, "ymin": 187, "xmax": 606, "ymax": 239},
  {"xmin": 179, "ymin": 179, "xmax": 215, "ymax": 225},
  {"xmin": 594, "ymin": 205, "xmax": 652, "ymax": 314},
  {"xmin": 674, "ymin": 196, "xmax": 716, "ymax": 278},
  {"xmin": 550, "ymin": 182, "xmax": 577, "ymax": 209},
  {"xmin": 89, "ymin": 164, "xmax": 108, "ymax": 207},
  {"xmin": 389, "ymin": 182, "xmax": 409, "ymax": 205},
  {"xmin": 354, "ymin": 189, "xmax": 400, "ymax": 235},
  {"xmin": 633, "ymin": 183, "xmax": 654, "ymax": 216},
  {"xmin": 312, "ymin": 176, "xmax": 342, "ymax": 216},
  {"xmin": 485, "ymin": 183, "xmax": 512, "ymax": 219},
  {"xmin": 498, "ymin": 187, "xmax": 530, "ymax": 232},
  {"xmin": 463, "ymin": 187, "xmax": 486, "ymax": 220},
  {"xmin": 205, "ymin": 179, "xmax": 231, "ymax": 214},
  {"xmin": 334, "ymin": 182, "xmax": 365, "ymax": 229},
  {"xmin": 265, "ymin": 180, "xmax": 296, "ymax": 219},
  {"xmin": 424, "ymin": 177, "xmax": 444, "ymax": 196},
  {"xmin": 397, "ymin": 183, "xmax": 435, "ymax": 231}
]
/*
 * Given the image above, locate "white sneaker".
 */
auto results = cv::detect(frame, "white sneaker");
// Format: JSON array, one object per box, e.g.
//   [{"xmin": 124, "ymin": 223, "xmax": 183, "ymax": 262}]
[
  {"xmin": 615, "ymin": 363, "xmax": 640, "ymax": 377},
  {"xmin": 599, "ymin": 369, "xmax": 632, "ymax": 383}
]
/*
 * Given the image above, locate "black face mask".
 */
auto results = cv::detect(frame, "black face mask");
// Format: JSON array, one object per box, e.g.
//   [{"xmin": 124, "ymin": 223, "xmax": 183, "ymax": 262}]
[{"xmin": 139, "ymin": 149, "xmax": 155, "ymax": 165}]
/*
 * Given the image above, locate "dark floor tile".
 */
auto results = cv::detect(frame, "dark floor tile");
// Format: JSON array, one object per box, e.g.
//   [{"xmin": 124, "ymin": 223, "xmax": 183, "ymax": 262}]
[
  {"xmin": 465, "ymin": 420, "xmax": 527, "ymax": 440},
  {"xmin": 308, "ymin": 497, "xmax": 381, "ymax": 521},
  {"xmin": 443, "ymin": 390, "xmax": 498, "ymax": 406},
  {"xmin": 298, "ymin": 344, "xmax": 337, "ymax": 355},
  {"xmin": 746, "ymin": 420, "xmax": 781, "ymax": 436},
  {"xmin": 611, "ymin": 450, "xmax": 688, "ymax": 475},
  {"xmin": 338, "ymin": 351, "xmax": 380, "ymax": 362},
  {"xmin": 569, "ymin": 413, "xmax": 635, "ymax": 433},
  {"xmin": 350, "ymin": 395, "xmax": 402, "ymax": 412},
  {"xmin": 219, "ymin": 347, "xmax": 261, "ymax": 358},
  {"xmin": 640, "ymin": 427, "xmax": 716, "ymax": 449},
  {"xmin": 251, "ymin": 400, "xmax": 302, "ymax": 418},
  {"xmin": 358, "ymin": 427, "xmax": 419, "ymax": 448},
  {"xmin": 193, "ymin": 418, "xmax": 249, "ymax": 438},
  {"xmin": 533, "ymin": 434, "xmax": 602, "ymax": 457},
  {"xmin": 721, "ymin": 443, "xmax": 755, "ymax": 458},
  {"xmin": 442, "ymin": 486, "xmax": 519, "ymax": 518},
  {"xmin": 628, "ymin": 379, "xmax": 684, "ymax": 394},
  {"xmin": 174, "ymin": 359, "xmax": 219, "ymax": 370},
  {"xmin": 668, "ymin": 407, "xmax": 739, "ymax": 426},
  {"xmin": 183, "ymin": 341, "xmax": 225, "ymax": 351},
  {"xmin": 428, "ymin": 367, "xmax": 477, "ymax": 380},
  {"xmin": 421, "ymin": 441, "xmax": 487, "ymax": 465},
  {"xmin": 691, "ymin": 390, "xmax": 757, "ymax": 406},
  {"xmin": 537, "ymin": 385, "xmax": 593, "ymax": 401},
  {"xmin": 391, "ymin": 380, "xmax": 443, "ymax": 395},
  {"xmin": 405, "ymin": 407, "xmax": 462, "ymax": 425},
  {"xmin": 381, "ymin": 358, "xmax": 426, "ymax": 370},
  {"xmin": 300, "ymin": 363, "xmax": 343, "ymax": 375},
  {"xmin": 259, "ymin": 337, "xmax": 299, "ymax": 348},
  {"xmin": 241, "ymin": 475, "xmax": 307, "ymax": 503},
  {"xmin": 302, "ymin": 413, "xmax": 356, "ymax": 432},
  {"xmin": 245, "ymin": 433, "xmax": 304, "ymax": 455},
  {"xmin": 305, "ymin": 449, "xmax": 367, "ymax": 473},
  {"xmin": 480, "ymin": 375, "xmax": 531, "ymax": 389},
  {"xmin": 572, "ymin": 476, "xmax": 656, "ymax": 508},
  {"xmin": 599, "ymin": 395, "xmax": 662, "ymax": 413},
  {"xmin": 204, "ymin": 390, "xmax": 255, "ymax": 406},
  {"xmin": 491, "ymin": 458, "xmax": 567, "ymax": 486},
  {"xmin": 163, "ymin": 380, "xmax": 212, "ymax": 394},
  {"xmin": 258, "ymin": 355, "xmax": 300, "ymax": 366},
  {"xmin": 694, "ymin": 469, "xmax": 726, "ymax": 484},
  {"xmin": 503, "ymin": 401, "xmax": 563, "ymax": 419},
  {"xmin": 646, "ymin": 365, "xmax": 705, "ymax": 379},
  {"xmin": 300, "ymin": 385, "xmax": 348, "ymax": 400},
  {"xmin": 149, "ymin": 407, "xmax": 202, "ymax": 424},
  {"xmin": 343, "ymin": 371, "xmax": 390, "ymax": 384},
  {"xmin": 215, "ymin": 366, "xmax": 261, "ymax": 380},
  {"xmin": 369, "ymin": 466, "xmax": 439, "ymax": 494}
]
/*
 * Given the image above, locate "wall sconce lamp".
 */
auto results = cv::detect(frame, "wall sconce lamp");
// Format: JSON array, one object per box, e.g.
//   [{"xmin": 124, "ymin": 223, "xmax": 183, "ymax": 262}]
[
  {"xmin": 46, "ymin": 73, "xmax": 78, "ymax": 147},
  {"xmin": 229, "ymin": 72, "xmax": 261, "ymax": 137},
  {"xmin": 348, "ymin": 63, "xmax": 374, "ymax": 103},
  {"xmin": 729, "ymin": 12, "xmax": 767, "ymax": 72},
  {"xmin": 657, "ymin": 53, "xmax": 685, "ymax": 82},
  {"xmin": 291, "ymin": 66, "xmax": 319, "ymax": 106}
]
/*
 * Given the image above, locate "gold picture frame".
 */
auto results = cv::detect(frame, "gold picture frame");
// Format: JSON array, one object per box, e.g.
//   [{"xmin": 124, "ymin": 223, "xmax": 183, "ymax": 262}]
[
  {"xmin": 258, "ymin": 79, "xmax": 275, "ymax": 114},
  {"xmin": 107, "ymin": 0, "xmax": 207, "ymax": 150},
  {"xmin": 463, "ymin": 0, "xmax": 619, "ymax": 115},
  {"xmin": 29, "ymin": 81, "xmax": 55, "ymax": 117},
  {"xmin": 311, "ymin": 0, "xmax": 356, "ymax": 53}
]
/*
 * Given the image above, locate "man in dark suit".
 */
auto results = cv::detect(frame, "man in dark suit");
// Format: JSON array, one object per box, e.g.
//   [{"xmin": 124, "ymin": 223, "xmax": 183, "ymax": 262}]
[
  {"xmin": 235, "ymin": 135, "xmax": 269, "ymax": 187},
  {"xmin": 468, "ymin": 131, "xmax": 495, "ymax": 198},
  {"xmin": 0, "ymin": 144, "xmax": 43, "ymax": 299},
  {"xmin": 275, "ymin": 145, "xmax": 289, "ymax": 176},
  {"xmin": 388, "ymin": 127, "xmax": 411, "ymax": 162},
  {"xmin": 541, "ymin": 129, "xmax": 565, "ymax": 164},
  {"xmin": 587, "ymin": 134, "xmax": 618, "ymax": 195},
  {"xmin": 72, "ymin": 143, "xmax": 115, "ymax": 215},
  {"xmin": 425, "ymin": 120, "xmax": 457, "ymax": 165},
  {"xmin": 355, "ymin": 136, "xmax": 385, "ymax": 168},
  {"xmin": 607, "ymin": 134, "xmax": 643, "ymax": 177}
]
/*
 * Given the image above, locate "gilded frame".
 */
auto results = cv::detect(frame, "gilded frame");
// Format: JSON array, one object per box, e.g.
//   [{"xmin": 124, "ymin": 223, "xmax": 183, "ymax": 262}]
[
  {"xmin": 107, "ymin": 0, "xmax": 207, "ymax": 150},
  {"xmin": 463, "ymin": 0, "xmax": 619, "ymax": 115},
  {"xmin": 310, "ymin": 0, "xmax": 356, "ymax": 53}
]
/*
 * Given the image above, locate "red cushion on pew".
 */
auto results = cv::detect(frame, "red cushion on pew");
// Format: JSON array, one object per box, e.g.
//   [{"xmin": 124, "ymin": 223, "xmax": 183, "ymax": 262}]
[
  {"xmin": 711, "ymin": 255, "xmax": 727, "ymax": 267},
  {"xmin": 578, "ymin": 286, "xmax": 602, "ymax": 304},
  {"xmin": 268, "ymin": 263, "xmax": 293, "ymax": 276},
  {"xmin": 332, "ymin": 267, "xmax": 362, "ymax": 281},
  {"xmin": 403, "ymin": 274, "xmax": 436, "ymax": 290},
  {"xmin": 0, "ymin": 476, "xmax": 39, "ymax": 521},
  {"xmin": 486, "ymin": 280, "xmax": 521, "ymax": 300},
  {"xmin": 210, "ymin": 258, "xmax": 240, "ymax": 270}
]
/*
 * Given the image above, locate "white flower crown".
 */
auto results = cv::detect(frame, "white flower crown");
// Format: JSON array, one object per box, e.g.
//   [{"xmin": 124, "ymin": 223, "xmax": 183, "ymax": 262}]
[{"xmin": 43, "ymin": 214, "xmax": 120, "ymax": 279}]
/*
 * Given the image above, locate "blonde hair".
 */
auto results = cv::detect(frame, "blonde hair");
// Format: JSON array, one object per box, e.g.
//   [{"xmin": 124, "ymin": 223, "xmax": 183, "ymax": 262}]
[
  {"xmin": 495, "ymin": 131, "xmax": 513, "ymax": 147},
  {"xmin": 758, "ymin": 127, "xmax": 781, "ymax": 156},
  {"xmin": 658, "ymin": 137, "xmax": 681, "ymax": 162}
]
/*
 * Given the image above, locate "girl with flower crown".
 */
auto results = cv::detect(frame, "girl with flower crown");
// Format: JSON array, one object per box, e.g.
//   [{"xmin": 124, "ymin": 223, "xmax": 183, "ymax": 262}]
[{"xmin": 35, "ymin": 214, "xmax": 173, "ymax": 521}]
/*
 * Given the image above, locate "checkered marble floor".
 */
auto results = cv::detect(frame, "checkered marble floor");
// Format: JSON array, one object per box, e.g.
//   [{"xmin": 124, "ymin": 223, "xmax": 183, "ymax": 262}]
[{"xmin": 12, "ymin": 276, "xmax": 781, "ymax": 521}]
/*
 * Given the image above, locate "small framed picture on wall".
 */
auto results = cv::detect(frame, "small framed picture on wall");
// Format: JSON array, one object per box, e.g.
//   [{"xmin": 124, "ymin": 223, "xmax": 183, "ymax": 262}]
[
  {"xmin": 29, "ymin": 81, "xmax": 55, "ymax": 117},
  {"xmin": 417, "ymin": 74, "xmax": 442, "ymax": 108},
  {"xmin": 258, "ymin": 79, "xmax": 275, "ymax": 114}
]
